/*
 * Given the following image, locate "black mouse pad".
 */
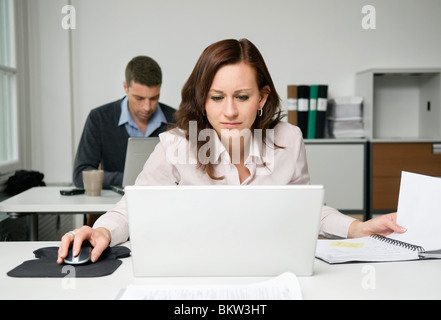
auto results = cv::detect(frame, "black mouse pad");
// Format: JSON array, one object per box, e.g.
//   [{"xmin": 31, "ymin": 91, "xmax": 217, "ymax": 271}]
[{"xmin": 7, "ymin": 246, "xmax": 131, "ymax": 278}]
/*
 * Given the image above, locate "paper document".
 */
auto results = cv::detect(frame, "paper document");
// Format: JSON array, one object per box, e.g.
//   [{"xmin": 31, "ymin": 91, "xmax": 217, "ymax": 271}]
[
  {"xmin": 389, "ymin": 171, "xmax": 441, "ymax": 251},
  {"xmin": 117, "ymin": 272, "xmax": 302, "ymax": 300}
]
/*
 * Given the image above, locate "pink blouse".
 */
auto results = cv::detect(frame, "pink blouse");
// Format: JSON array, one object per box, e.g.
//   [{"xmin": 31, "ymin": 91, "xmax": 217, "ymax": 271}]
[{"xmin": 94, "ymin": 122, "xmax": 355, "ymax": 246}]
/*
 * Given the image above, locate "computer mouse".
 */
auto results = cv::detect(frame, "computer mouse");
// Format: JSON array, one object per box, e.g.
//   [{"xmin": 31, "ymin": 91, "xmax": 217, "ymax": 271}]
[{"xmin": 64, "ymin": 241, "xmax": 92, "ymax": 265}]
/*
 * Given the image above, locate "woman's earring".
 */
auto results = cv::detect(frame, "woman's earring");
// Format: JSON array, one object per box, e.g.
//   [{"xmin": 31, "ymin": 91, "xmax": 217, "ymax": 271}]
[{"xmin": 258, "ymin": 108, "xmax": 263, "ymax": 117}]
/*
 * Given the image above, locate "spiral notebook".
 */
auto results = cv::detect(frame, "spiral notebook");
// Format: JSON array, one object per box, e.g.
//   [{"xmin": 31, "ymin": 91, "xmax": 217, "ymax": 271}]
[
  {"xmin": 316, "ymin": 171, "xmax": 441, "ymax": 264},
  {"xmin": 315, "ymin": 234, "xmax": 431, "ymax": 264}
]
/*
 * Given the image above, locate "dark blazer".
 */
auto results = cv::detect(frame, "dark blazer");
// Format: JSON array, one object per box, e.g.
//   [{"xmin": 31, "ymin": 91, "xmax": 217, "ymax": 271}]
[{"xmin": 73, "ymin": 98, "xmax": 176, "ymax": 188}]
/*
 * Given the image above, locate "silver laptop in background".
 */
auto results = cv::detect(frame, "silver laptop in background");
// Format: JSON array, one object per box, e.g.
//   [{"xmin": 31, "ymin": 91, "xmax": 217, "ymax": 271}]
[
  {"xmin": 111, "ymin": 137, "xmax": 160, "ymax": 194},
  {"xmin": 125, "ymin": 185, "xmax": 324, "ymax": 277}
]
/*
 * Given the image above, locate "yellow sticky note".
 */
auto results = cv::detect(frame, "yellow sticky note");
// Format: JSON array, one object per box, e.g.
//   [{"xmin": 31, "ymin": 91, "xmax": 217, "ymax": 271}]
[{"xmin": 330, "ymin": 241, "xmax": 364, "ymax": 249}]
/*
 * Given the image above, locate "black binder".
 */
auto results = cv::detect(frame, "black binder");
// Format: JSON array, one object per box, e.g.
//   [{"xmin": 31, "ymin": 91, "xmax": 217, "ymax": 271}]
[
  {"xmin": 315, "ymin": 85, "xmax": 328, "ymax": 139},
  {"xmin": 297, "ymin": 85, "xmax": 309, "ymax": 138}
]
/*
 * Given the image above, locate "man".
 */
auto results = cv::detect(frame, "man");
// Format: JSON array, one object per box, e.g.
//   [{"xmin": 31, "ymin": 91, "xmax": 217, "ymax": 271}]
[{"xmin": 73, "ymin": 56, "xmax": 176, "ymax": 189}]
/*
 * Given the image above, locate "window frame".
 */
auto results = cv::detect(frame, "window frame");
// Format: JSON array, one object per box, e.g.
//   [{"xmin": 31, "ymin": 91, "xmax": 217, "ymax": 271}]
[{"xmin": 0, "ymin": 0, "xmax": 28, "ymax": 180}]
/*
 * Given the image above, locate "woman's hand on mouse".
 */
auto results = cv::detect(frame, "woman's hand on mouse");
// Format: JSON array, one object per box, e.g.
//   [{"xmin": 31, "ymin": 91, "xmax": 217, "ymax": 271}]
[{"xmin": 57, "ymin": 226, "xmax": 111, "ymax": 264}]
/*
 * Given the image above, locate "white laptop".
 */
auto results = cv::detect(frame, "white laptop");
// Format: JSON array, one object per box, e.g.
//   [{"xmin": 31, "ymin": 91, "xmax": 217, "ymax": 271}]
[
  {"xmin": 111, "ymin": 137, "xmax": 159, "ymax": 194},
  {"xmin": 125, "ymin": 185, "xmax": 324, "ymax": 277}
]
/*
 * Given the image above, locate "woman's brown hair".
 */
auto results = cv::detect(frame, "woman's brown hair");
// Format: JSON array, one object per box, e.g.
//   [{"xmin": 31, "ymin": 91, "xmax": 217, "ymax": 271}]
[{"xmin": 174, "ymin": 38, "xmax": 284, "ymax": 179}]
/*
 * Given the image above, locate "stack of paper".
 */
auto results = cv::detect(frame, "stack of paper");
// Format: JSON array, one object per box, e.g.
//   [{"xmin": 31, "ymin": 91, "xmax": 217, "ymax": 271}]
[
  {"xmin": 327, "ymin": 97, "xmax": 364, "ymax": 138},
  {"xmin": 117, "ymin": 272, "xmax": 302, "ymax": 300}
]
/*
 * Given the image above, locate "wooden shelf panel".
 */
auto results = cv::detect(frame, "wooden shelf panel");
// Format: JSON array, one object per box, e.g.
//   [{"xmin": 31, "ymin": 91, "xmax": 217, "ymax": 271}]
[
  {"xmin": 373, "ymin": 143, "xmax": 441, "ymax": 177},
  {"xmin": 371, "ymin": 142, "xmax": 441, "ymax": 211}
]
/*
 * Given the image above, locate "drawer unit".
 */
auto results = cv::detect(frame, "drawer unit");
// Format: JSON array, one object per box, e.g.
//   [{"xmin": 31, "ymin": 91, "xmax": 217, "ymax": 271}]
[{"xmin": 371, "ymin": 142, "xmax": 441, "ymax": 212}]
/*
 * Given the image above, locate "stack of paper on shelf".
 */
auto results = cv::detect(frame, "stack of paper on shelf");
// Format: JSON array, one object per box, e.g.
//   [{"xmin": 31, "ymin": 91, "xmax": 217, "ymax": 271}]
[{"xmin": 327, "ymin": 96, "xmax": 364, "ymax": 138}]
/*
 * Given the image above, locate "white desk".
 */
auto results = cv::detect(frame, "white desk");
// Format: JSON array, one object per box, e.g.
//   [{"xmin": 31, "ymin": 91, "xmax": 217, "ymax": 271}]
[
  {"xmin": 0, "ymin": 187, "xmax": 122, "ymax": 240},
  {"xmin": 1, "ymin": 241, "xmax": 441, "ymax": 300}
]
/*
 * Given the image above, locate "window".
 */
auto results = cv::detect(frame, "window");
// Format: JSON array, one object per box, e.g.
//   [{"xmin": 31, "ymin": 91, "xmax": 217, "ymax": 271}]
[{"xmin": 0, "ymin": 0, "xmax": 18, "ymax": 174}]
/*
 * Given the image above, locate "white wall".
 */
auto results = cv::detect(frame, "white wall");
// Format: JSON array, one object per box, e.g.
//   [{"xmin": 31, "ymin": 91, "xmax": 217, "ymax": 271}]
[
  {"xmin": 26, "ymin": 0, "xmax": 441, "ymax": 184},
  {"xmin": 27, "ymin": 0, "xmax": 73, "ymax": 184}
]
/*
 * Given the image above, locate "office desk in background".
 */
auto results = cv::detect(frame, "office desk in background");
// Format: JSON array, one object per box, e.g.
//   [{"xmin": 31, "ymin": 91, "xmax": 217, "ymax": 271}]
[
  {"xmin": 1, "ymin": 242, "xmax": 441, "ymax": 300},
  {"xmin": 0, "ymin": 187, "xmax": 122, "ymax": 240}
]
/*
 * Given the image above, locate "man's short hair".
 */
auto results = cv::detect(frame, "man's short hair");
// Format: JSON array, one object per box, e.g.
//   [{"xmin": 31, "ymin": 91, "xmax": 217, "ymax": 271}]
[{"xmin": 125, "ymin": 56, "xmax": 162, "ymax": 87}]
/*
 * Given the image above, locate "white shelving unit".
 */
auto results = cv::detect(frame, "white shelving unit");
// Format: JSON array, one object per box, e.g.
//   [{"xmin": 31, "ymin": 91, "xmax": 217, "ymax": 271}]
[{"xmin": 356, "ymin": 68, "xmax": 441, "ymax": 141}]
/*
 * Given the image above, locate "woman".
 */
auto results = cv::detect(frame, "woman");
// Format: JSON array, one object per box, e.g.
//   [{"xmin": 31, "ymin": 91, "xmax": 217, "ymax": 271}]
[{"xmin": 58, "ymin": 39, "xmax": 405, "ymax": 264}]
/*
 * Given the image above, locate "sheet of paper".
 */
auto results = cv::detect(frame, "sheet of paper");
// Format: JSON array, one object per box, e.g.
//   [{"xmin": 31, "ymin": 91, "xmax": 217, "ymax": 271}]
[
  {"xmin": 117, "ymin": 272, "xmax": 302, "ymax": 300},
  {"xmin": 389, "ymin": 171, "xmax": 441, "ymax": 251}
]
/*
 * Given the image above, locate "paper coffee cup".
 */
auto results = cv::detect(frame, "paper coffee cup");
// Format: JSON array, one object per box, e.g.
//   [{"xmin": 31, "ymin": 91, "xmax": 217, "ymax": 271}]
[{"xmin": 82, "ymin": 170, "xmax": 104, "ymax": 196}]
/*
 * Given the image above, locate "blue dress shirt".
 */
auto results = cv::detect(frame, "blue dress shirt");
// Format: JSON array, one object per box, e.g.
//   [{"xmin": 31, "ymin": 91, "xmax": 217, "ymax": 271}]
[{"xmin": 118, "ymin": 96, "xmax": 168, "ymax": 137}]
